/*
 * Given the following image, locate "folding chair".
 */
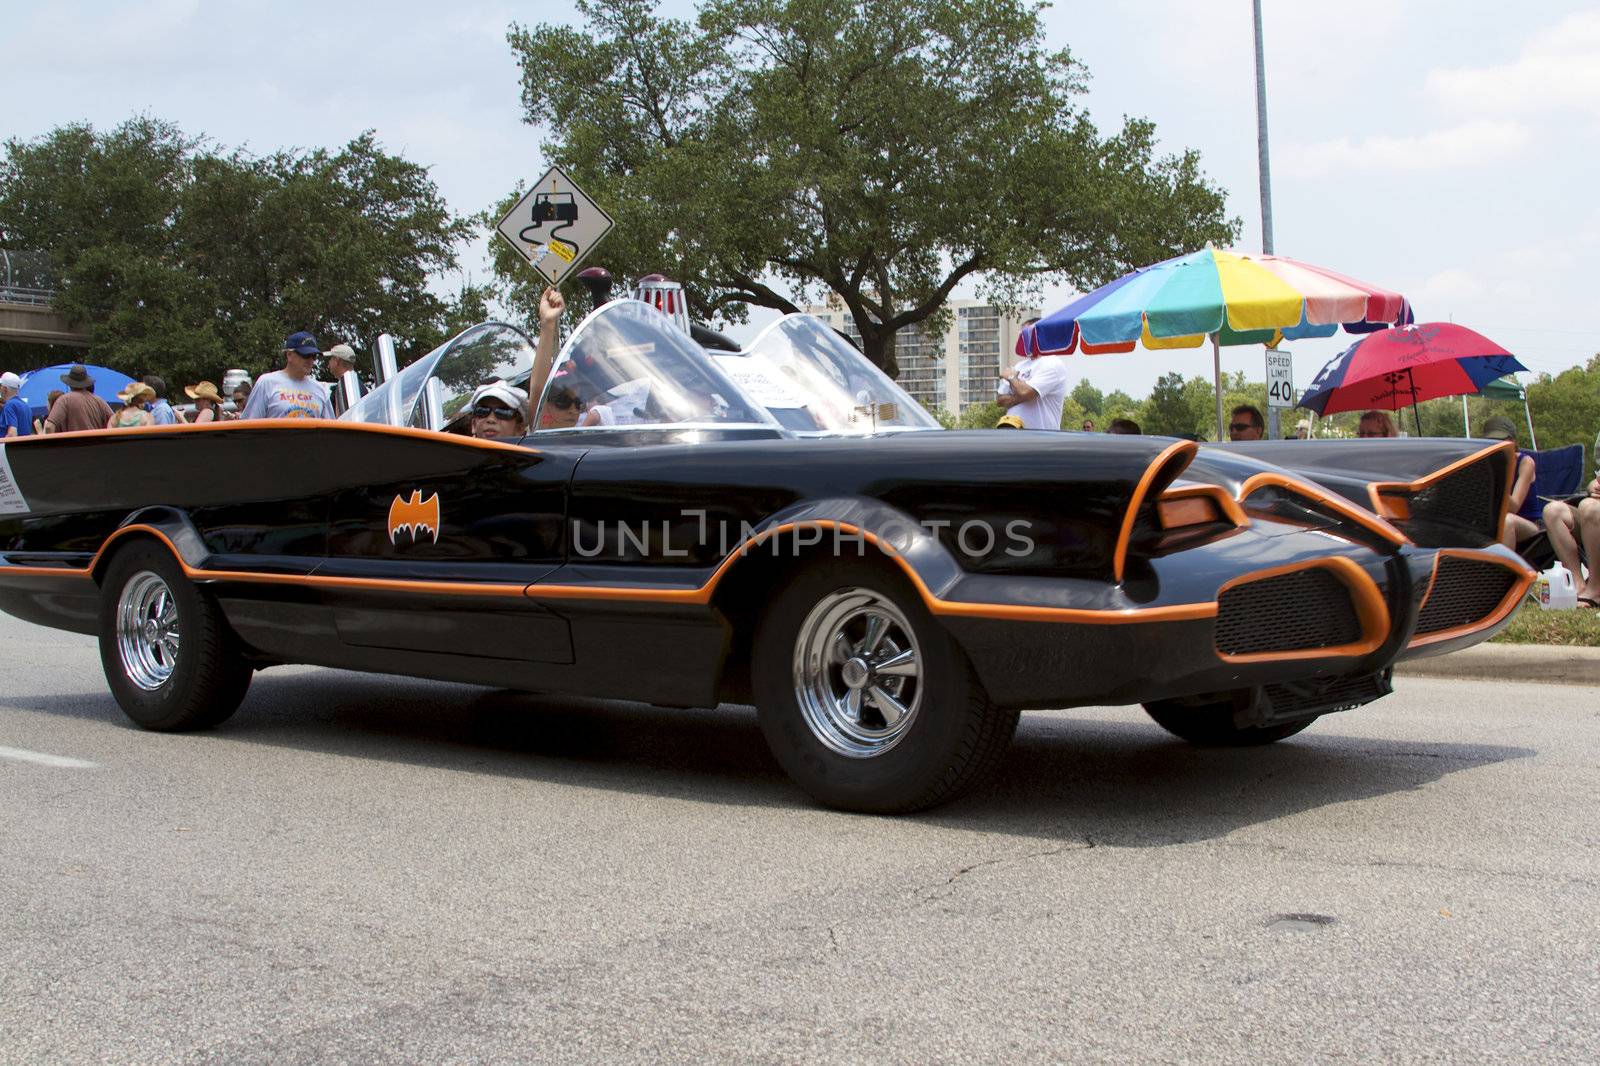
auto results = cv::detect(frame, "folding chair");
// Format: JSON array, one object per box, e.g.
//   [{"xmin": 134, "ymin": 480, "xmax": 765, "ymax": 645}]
[{"xmin": 1515, "ymin": 443, "xmax": 1587, "ymax": 569}]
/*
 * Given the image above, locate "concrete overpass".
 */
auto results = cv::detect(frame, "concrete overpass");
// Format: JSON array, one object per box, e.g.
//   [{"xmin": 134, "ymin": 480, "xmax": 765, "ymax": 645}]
[
  {"xmin": 0, "ymin": 299, "xmax": 90, "ymax": 346},
  {"xmin": 1, "ymin": 250, "xmax": 90, "ymax": 347}
]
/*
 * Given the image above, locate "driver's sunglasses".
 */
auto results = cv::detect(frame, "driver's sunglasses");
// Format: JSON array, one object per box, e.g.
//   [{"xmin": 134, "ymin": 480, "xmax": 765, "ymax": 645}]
[
  {"xmin": 550, "ymin": 392, "xmax": 577, "ymax": 410},
  {"xmin": 1357, "ymin": 429, "xmax": 1385, "ymax": 437},
  {"xmin": 1229, "ymin": 422, "xmax": 1257, "ymax": 434},
  {"xmin": 472, "ymin": 404, "xmax": 520, "ymax": 421}
]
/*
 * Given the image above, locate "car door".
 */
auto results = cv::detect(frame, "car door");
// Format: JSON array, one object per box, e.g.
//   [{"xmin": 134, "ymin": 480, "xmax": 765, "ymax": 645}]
[{"xmin": 319, "ymin": 431, "xmax": 578, "ymax": 666}]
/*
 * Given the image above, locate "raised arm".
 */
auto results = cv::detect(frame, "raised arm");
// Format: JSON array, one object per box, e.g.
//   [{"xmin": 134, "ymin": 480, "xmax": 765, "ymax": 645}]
[{"xmin": 528, "ymin": 287, "xmax": 566, "ymax": 421}]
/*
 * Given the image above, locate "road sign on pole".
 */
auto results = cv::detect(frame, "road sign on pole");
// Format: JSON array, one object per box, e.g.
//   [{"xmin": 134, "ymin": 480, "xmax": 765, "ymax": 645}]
[
  {"xmin": 495, "ymin": 166, "xmax": 615, "ymax": 286},
  {"xmin": 1266, "ymin": 348, "xmax": 1295, "ymax": 410}
]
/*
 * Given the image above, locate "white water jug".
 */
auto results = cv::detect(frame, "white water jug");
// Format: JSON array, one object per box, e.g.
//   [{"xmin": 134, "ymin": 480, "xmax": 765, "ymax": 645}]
[{"xmin": 1537, "ymin": 562, "xmax": 1578, "ymax": 610}]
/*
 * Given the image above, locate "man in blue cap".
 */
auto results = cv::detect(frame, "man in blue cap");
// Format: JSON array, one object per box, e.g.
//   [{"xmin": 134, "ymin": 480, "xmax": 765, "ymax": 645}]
[{"xmin": 239, "ymin": 331, "xmax": 335, "ymax": 419}]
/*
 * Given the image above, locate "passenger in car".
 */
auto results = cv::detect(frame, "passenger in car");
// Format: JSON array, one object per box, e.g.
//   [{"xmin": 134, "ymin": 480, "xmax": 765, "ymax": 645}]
[{"xmin": 468, "ymin": 381, "xmax": 529, "ymax": 440}]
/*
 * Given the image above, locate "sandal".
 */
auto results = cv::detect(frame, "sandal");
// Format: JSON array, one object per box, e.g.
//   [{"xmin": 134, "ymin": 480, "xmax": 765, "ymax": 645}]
[{"xmin": 1579, "ymin": 597, "xmax": 1600, "ymax": 609}]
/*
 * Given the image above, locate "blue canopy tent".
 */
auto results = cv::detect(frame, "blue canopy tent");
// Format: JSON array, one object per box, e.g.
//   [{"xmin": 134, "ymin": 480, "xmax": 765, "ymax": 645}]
[{"xmin": 17, "ymin": 363, "xmax": 137, "ymax": 419}]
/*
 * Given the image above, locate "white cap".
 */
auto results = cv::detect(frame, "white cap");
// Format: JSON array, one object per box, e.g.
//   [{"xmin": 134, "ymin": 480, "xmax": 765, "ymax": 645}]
[
  {"xmin": 469, "ymin": 379, "xmax": 528, "ymax": 413},
  {"xmin": 0, "ymin": 372, "xmax": 20, "ymax": 390},
  {"xmin": 324, "ymin": 343, "xmax": 357, "ymax": 363}
]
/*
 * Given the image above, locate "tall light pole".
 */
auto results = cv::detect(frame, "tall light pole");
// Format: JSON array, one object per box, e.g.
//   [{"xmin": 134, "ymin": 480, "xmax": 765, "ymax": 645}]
[
  {"xmin": 1253, "ymin": 0, "xmax": 1282, "ymax": 438},
  {"xmin": 1253, "ymin": 0, "xmax": 1274, "ymax": 258}
]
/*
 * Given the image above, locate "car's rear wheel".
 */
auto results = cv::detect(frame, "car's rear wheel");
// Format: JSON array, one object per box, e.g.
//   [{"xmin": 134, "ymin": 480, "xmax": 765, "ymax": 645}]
[
  {"xmin": 98, "ymin": 542, "xmax": 252, "ymax": 731},
  {"xmin": 752, "ymin": 560, "xmax": 1017, "ymax": 813},
  {"xmin": 1142, "ymin": 698, "xmax": 1316, "ymax": 746}
]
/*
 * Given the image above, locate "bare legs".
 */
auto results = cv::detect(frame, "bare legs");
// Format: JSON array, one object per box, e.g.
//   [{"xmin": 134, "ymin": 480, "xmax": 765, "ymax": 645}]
[
  {"xmin": 1542, "ymin": 497, "xmax": 1600, "ymax": 603},
  {"xmin": 1502, "ymin": 512, "xmax": 1538, "ymax": 550}
]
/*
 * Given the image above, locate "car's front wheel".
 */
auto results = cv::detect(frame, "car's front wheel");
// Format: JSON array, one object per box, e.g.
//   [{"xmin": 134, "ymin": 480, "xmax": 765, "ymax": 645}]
[
  {"xmin": 1142, "ymin": 698, "xmax": 1316, "ymax": 746},
  {"xmin": 752, "ymin": 560, "xmax": 1017, "ymax": 813},
  {"xmin": 98, "ymin": 542, "xmax": 252, "ymax": 731}
]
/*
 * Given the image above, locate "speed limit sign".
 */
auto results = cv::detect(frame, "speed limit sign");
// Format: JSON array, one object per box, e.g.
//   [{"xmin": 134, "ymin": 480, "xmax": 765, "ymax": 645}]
[{"xmin": 1265, "ymin": 348, "xmax": 1295, "ymax": 409}]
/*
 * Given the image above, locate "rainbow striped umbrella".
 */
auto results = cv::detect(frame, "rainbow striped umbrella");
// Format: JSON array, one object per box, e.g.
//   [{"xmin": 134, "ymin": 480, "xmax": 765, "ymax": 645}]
[{"xmin": 1017, "ymin": 247, "xmax": 1411, "ymax": 437}]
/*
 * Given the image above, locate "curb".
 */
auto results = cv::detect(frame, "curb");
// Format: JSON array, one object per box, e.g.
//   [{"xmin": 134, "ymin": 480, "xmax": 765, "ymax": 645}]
[{"xmin": 1396, "ymin": 642, "xmax": 1600, "ymax": 686}]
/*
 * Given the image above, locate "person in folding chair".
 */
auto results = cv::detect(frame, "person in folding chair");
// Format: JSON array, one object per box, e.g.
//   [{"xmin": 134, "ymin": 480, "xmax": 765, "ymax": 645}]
[
  {"xmin": 1543, "ymin": 468, "xmax": 1600, "ymax": 608},
  {"xmin": 1482, "ymin": 416, "xmax": 1540, "ymax": 549}
]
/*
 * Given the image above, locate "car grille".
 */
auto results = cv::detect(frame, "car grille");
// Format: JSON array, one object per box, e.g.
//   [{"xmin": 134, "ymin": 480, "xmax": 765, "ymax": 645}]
[
  {"xmin": 1407, "ymin": 458, "xmax": 1498, "ymax": 541},
  {"xmin": 1215, "ymin": 567, "xmax": 1363, "ymax": 657},
  {"xmin": 1261, "ymin": 671, "xmax": 1392, "ymax": 722},
  {"xmin": 1414, "ymin": 555, "xmax": 1519, "ymax": 637}
]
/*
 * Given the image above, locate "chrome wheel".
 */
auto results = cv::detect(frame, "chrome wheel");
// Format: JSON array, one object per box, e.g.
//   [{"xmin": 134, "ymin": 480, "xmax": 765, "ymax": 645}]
[
  {"xmin": 115, "ymin": 570, "xmax": 180, "ymax": 691},
  {"xmin": 793, "ymin": 587, "xmax": 923, "ymax": 758}
]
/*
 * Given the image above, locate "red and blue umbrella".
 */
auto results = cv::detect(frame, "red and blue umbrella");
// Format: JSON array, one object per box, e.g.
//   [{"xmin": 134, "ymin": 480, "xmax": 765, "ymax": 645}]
[{"xmin": 1297, "ymin": 323, "xmax": 1527, "ymax": 417}]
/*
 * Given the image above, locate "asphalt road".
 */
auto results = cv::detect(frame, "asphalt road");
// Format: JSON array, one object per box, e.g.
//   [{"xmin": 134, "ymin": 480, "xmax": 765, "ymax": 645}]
[{"xmin": 2, "ymin": 613, "xmax": 1596, "ymax": 1064}]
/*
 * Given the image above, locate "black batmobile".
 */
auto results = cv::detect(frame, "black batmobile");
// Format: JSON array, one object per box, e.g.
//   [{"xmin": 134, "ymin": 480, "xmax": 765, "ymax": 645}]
[{"xmin": 0, "ymin": 300, "xmax": 1533, "ymax": 812}]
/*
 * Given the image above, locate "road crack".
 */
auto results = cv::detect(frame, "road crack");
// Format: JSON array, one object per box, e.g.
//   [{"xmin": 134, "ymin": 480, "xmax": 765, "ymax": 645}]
[{"xmin": 914, "ymin": 839, "xmax": 1094, "ymax": 902}]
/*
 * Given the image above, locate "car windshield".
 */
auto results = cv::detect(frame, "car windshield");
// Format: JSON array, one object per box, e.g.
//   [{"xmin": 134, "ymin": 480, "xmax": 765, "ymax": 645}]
[
  {"xmin": 534, "ymin": 300, "xmax": 772, "ymax": 430},
  {"xmin": 728, "ymin": 315, "xmax": 939, "ymax": 433},
  {"xmin": 344, "ymin": 323, "xmax": 536, "ymax": 428}
]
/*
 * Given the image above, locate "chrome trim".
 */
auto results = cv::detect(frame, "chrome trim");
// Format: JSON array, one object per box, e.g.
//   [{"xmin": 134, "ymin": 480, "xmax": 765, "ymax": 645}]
[
  {"xmin": 338, "ymin": 368, "xmax": 362, "ymax": 411},
  {"xmin": 422, "ymin": 377, "xmax": 446, "ymax": 431},
  {"xmin": 115, "ymin": 571, "xmax": 179, "ymax": 691},
  {"xmin": 792, "ymin": 587, "xmax": 923, "ymax": 758}
]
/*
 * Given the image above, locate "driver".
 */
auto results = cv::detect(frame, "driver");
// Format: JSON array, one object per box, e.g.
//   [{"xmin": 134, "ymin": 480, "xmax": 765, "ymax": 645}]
[{"xmin": 467, "ymin": 380, "xmax": 528, "ymax": 439}]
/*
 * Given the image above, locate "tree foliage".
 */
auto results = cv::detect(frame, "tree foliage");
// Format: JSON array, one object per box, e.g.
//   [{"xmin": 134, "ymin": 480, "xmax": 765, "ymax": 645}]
[
  {"xmin": 503, "ymin": 0, "xmax": 1238, "ymax": 374},
  {"xmin": 1070, "ymin": 378, "xmax": 1103, "ymax": 417},
  {"xmin": 0, "ymin": 118, "xmax": 472, "ymax": 384}
]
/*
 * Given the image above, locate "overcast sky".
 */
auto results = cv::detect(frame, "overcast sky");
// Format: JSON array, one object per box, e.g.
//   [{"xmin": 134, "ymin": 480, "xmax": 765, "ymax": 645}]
[{"xmin": 5, "ymin": 0, "xmax": 1597, "ymax": 398}]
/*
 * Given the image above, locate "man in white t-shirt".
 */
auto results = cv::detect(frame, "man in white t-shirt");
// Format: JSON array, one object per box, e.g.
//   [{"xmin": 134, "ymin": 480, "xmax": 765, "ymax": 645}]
[
  {"xmin": 240, "ymin": 332, "xmax": 335, "ymax": 420},
  {"xmin": 997, "ymin": 352, "xmax": 1069, "ymax": 430}
]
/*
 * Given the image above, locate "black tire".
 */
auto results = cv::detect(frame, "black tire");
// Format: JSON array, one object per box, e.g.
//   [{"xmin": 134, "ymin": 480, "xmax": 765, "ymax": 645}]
[
  {"xmin": 752, "ymin": 559, "xmax": 1018, "ymax": 814},
  {"xmin": 1142, "ymin": 698, "xmax": 1316, "ymax": 746},
  {"xmin": 97, "ymin": 541, "xmax": 252, "ymax": 731}
]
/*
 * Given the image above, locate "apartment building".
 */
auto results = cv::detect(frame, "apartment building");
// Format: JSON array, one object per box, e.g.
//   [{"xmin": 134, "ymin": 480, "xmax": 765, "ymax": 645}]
[{"xmin": 803, "ymin": 298, "xmax": 1040, "ymax": 415}]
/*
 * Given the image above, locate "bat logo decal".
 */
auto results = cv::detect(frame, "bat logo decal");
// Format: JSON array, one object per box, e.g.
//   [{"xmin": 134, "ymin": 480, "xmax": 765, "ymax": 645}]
[{"xmin": 387, "ymin": 490, "xmax": 441, "ymax": 545}]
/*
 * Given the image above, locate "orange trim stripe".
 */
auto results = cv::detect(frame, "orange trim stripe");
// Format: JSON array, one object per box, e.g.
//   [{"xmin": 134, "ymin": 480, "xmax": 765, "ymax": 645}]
[
  {"xmin": 1214, "ymin": 556, "xmax": 1392, "ymax": 664},
  {"xmin": 1238, "ymin": 471, "xmax": 1410, "ymax": 547},
  {"xmin": 1407, "ymin": 548, "xmax": 1534, "ymax": 649},
  {"xmin": 0, "ymin": 525, "xmax": 531, "ymax": 597},
  {"xmin": 524, "ymin": 520, "xmax": 1218, "ymax": 624},
  {"xmin": 7, "ymin": 418, "xmax": 539, "ymax": 454},
  {"xmin": 1113, "ymin": 439, "xmax": 1198, "ymax": 583},
  {"xmin": 0, "ymin": 521, "xmax": 1221, "ymax": 626}
]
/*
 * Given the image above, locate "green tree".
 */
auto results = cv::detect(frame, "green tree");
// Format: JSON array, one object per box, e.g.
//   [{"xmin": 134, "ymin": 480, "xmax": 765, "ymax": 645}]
[
  {"xmin": 1102, "ymin": 389, "xmax": 1139, "ymax": 421},
  {"xmin": 956, "ymin": 399, "xmax": 1005, "ymax": 429},
  {"xmin": 1070, "ymin": 378, "xmax": 1103, "ymax": 417},
  {"xmin": 502, "ymin": 0, "xmax": 1238, "ymax": 375},
  {"xmin": 1140, "ymin": 372, "xmax": 1192, "ymax": 436},
  {"xmin": 1527, "ymin": 356, "xmax": 1600, "ymax": 472},
  {"xmin": 1, "ymin": 118, "xmax": 470, "ymax": 384}
]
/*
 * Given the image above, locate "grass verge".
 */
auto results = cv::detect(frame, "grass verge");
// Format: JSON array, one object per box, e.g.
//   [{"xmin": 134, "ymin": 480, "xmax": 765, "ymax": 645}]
[{"xmin": 1491, "ymin": 599, "xmax": 1600, "ymax": 646}]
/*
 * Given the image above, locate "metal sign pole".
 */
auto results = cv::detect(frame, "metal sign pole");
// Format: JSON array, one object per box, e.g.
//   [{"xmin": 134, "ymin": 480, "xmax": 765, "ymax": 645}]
[{"xmin": 1253, "ymin": 0, "xmax": 1281, "ymax": 440}]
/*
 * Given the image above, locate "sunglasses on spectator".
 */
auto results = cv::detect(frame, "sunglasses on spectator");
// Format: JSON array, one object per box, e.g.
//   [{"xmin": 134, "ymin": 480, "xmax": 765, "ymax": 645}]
[
  {"xmin": 472, "ymin": 404, "xmax": 520, "ymax": 421},
  {"xmin": 1228, "ymin": 422, "xmax": 1257, "ymax": 433},
  {"xmin": 1357, "ymin": 429, "xmax": 1386, "ymax": 437}
]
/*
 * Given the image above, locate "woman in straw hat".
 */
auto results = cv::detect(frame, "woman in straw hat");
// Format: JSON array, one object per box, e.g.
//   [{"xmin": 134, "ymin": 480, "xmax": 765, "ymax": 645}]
[
  {"xmin": 184, "ymin": 381, "xmax": 223, "ymax": 423},
  {"xmin": 107, "ymin": 382, "xmax": 155, "ymax": 429}
]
